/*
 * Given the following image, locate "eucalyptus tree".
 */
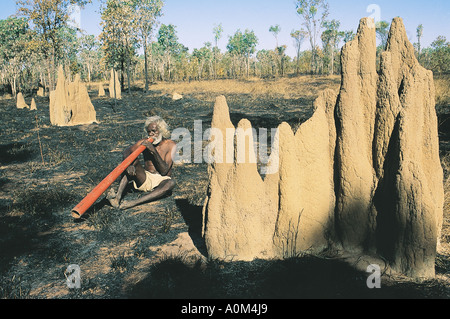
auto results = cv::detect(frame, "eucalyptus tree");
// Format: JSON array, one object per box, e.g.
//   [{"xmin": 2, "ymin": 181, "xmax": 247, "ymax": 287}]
[
  {"xmin": 16, "ymin": 0, "xmax": 91, "ymax": 90},
  {"xmin": 0, "ymin": 17, "xmax": 31, "ymax": 96},
  {"xmin": 59, "ymin": 25, "xmax": 80, "ymax": 77},
  {"xmin": 290, "ymin": 29, "xmax": 308, "ymax": 75},
  {"xmin": 157, "ymin": 23, "xmax": 182, "ymax": 81},
  {"xmin": 212, "ymin": 23, "xmax": 223, "ymax": 79},
  {"xmin": 416, "ymin": 24, "xmax": 424, "ymax": 62},
  {"xmin": 295, "ymin": 0, "xmax": 329, "ymax": 74},
  {"xmin": 100, "ymin": 0, "xmax": 138, "ymax": 93},
  {"xmin": 227, "ymin": 29, "xmax": 258, "ymax": 78},
  {"xmin": 343, "ymin": 30, "xmax": 355, "ymax": 43},
  {"xmin": 131, "ymin": 0, "xmax": 163, "ymax": 91},
  {"xmin": 150, "ymin": 41, "xmax": 165, "ymax": 81},
  {"xmin": 79, "ymin": 34, "xmax": 102, "ymax": 82},
  {"xmin": 269, "ymin": 24, "xmax": 281, "ymax": 48},
  {"xmin": 256, "ymin": 49, "xmax": 271, "ymax": 77},
  {"xmin": 270, "ymin": 25, "xmax": 284, "ymax": 76},
  {"xmin": 375, "ymin": 20, "xmax": 390, "ymax": 48},
  {"xmin": 193, "ymin": 42, "xmax": 213, "ymax": 80},
  {"xmin": 321, "ymin": 19, "xmax": 342, "ymax": 75},
  {"xmin": 429, "ymin": 36, "xmax": 450, "ymax": 74}
]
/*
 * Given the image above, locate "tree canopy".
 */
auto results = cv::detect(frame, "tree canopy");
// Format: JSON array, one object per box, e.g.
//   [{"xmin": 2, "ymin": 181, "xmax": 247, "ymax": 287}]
[{"xmin": 0, "ymin": 0, "xmax": 448, "ymax": 96}]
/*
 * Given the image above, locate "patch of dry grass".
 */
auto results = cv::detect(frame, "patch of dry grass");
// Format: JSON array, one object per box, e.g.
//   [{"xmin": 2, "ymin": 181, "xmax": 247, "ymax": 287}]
[{"xmin": 144, "ymin": 76, "xmax": 341, "ymax": 102}]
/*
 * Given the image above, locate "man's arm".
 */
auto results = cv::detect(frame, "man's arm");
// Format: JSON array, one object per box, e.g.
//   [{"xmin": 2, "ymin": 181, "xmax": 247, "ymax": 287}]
[
  {"xmin": 121, "ymin": 139, "xmax": 149, "ymax": 176},
  {"xmin": 123, "ymin": 139, "xmax": 147, "ymax": 158},
  {"xmin": 141, "ymin": 140, "xmax": 176, "ymax": 176}
]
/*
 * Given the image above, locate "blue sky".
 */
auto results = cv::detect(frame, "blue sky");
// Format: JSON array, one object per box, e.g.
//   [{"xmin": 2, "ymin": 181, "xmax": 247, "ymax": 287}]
[{"xmin": 2, "ymin": 0, "xmax": 449, "ymax": 57}]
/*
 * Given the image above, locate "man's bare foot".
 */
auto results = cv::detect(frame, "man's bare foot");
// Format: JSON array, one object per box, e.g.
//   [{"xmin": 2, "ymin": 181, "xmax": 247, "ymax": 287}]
[
  {"xmin": 119, "ymin": 201, "xmax": 135, "ymax": 210},
  {"xmin": 107, "ymin": 189, "xmax": 120, "ymax": 208}
]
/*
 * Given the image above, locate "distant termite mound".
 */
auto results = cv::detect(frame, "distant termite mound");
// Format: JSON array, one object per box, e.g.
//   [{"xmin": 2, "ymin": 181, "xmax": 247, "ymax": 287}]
[
  {"xmin": 49, "ymin": 66, "xmax": 98, "ymax": 126},
  {"xmin": 202, "ymin": 17, "xmax": 444, "ymax": 279},
  {"xmin": 16, "ymin": 92, "xmax": 29, "ymax": 109},
  {"xmin": 30, "ymin": 98, "xmax": 37, "ymax": 110},
  {"xmin": 98, "ymin": 83, "xmax": 106, "ymax": 97},
  {"xmin": 37, "ymin": 87, "xmax": 45, "ymax": 97}
]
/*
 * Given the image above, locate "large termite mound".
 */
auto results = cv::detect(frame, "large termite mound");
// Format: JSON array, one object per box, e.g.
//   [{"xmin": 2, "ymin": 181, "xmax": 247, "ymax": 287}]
[
  {"xmin": 202, "ymin": 18, "xmax": 444, "ymax": 278},
  {"xmin": 49, "ymin": 66, "xmax": 98, "ymax": 126}
]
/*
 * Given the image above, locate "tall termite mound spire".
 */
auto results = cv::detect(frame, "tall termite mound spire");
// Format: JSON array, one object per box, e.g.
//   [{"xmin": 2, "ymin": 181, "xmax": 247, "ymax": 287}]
[
  {"xmin": 370, "ymin": 18, "xmax": 444, "ymax": 278},
  {"xmin": 50, "ymin": 66, "xmax": 71, "ymax": 125},
  {"xmin": 333, "ymin": 18, "xmax": 378, "ymax": 251},
  {"xmin": 203, "ymin": 17, "xmax": 444, "ymax": 278},
  {"xmin": 49, "ymin": 66, "xmax": 98, "ymax": 126},
  {"xmin": 68, "ymin": 74, "xmax": 98, "ymax": 125}
]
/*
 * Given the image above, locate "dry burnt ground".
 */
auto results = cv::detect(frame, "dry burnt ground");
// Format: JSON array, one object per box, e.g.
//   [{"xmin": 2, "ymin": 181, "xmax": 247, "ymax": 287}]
[{"xmin": 0, "ymin": 77, "xmax": 449, "ymax": 300}]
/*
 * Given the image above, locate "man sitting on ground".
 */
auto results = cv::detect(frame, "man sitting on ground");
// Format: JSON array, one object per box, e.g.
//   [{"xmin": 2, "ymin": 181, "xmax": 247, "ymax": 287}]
[{"xmin": 108, "ymin": 116, "xmax": 176, "ymax": 210}]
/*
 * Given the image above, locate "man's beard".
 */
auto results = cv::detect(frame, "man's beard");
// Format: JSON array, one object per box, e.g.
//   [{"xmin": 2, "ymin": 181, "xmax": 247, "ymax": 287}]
[{"xmin": 152, "ymin": 134, "xmax": 163, "ymax": 145}]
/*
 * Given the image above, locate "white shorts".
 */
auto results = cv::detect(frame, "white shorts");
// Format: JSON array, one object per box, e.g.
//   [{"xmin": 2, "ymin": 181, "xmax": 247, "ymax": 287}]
[{"xmin": 133, "ymin": 171, "xmax": 171, "ymax": 192}]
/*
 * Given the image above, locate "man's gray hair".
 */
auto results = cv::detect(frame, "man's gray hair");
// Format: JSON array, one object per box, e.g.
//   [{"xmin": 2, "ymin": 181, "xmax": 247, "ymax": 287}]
[{"xmin": 144, "ymin": 115, "xmax": 170, "ymax": 138}]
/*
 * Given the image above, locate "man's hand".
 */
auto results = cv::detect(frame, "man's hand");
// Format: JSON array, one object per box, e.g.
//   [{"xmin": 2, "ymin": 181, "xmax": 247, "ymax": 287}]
[
  {"xmin": 141, "ymin": 140, "xmax": 157, "ymax": 154},
  {"xmin": 126, "ymin": 165, "xmax": 136, "ymax": 176}
]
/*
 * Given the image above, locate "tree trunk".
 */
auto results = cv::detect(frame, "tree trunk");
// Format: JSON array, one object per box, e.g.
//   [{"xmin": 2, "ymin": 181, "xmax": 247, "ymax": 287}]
[
  {"xmin": 213, "ymin": 49, "xmax": 216, "ymax": 79},
  {"xmin": 127, "ymin": 57, "xmax": 131, "ymax": 94},
  {"xmin": 87, "ymin": 64, "xmax": 92, "ymax": 82},
  {"xmin": 51, "ymin": 46, "xmax": 57, "ymax": 90},
  {"xmin": 121, "ymin": 60, "xmax": 125, "ymax": 91},
  {"xmin": 331, "ymin": 49, "xmax": 334, "ymax": 75},
  {"xmin": 167, "ymin": 54, "xmax": 171, "ymax": 81},
  {"xmin": 247, "ymin": 56, "xmax": 250, "ymax": 78},
  {"xmin": 47, "ymin": 57, "xmax": 53, "ymax": 92},
  {"xmin": 40, "ymin": 71, "xmax": 46, "ymax": 93},
  {"xmin": 10, "ymin": 76, "xmax": 17, "ymax": 98},
  {"xmin": 144, "ymin": 38, "xmax": 148, "ymax": 92}
]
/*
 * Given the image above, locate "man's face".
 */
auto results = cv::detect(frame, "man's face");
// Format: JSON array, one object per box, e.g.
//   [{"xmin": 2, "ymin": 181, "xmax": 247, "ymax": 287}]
[{"xmin": 146, "ymin": 123, "xmax": 162, "ymax": 145}]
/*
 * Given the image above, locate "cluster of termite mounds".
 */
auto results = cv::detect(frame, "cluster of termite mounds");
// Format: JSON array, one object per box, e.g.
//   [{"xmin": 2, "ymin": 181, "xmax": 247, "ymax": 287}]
[
  {"xmin": 17, "ymin": 66, "xmax": 120, "ymax": 126},
  {"xmin": 49, "ymin": 66, "xmax": 98, "ymax": 126},
  {"xmin": 16, "ymin": 92, "xmax": 37, "ymax": 110},
  {"xmin": 48, "ymin": 67, "xmax": 121, "ymax": 126},
  {"xmin": 202, "ymin": 18, "xmax": 444, "ymax": 279}
]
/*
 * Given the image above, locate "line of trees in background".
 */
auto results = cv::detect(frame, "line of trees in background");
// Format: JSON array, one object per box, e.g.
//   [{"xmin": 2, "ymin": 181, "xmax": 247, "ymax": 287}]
[{"xmin": 1, "ymin": 0, "xmax": 449, "ymax": 97}]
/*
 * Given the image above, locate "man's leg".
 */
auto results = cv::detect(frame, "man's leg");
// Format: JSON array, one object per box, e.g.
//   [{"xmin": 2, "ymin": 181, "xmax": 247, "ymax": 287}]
[
  {"xmin": 120, "ymin": 179, "xmax": 176, "ymax": 210},
  {"xmin": 108, "ymin": 159, "xmax": 147, "ymax": 208},
  {"xmin": 107, "ymin": 175, "xmax": 128, "ymax": 208}
]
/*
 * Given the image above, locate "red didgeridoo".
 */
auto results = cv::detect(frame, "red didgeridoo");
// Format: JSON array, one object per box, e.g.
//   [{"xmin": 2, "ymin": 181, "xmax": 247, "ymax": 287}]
[{"xmin": 71, "ymin": 138, "xmax": 154, "ymax": 219}]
